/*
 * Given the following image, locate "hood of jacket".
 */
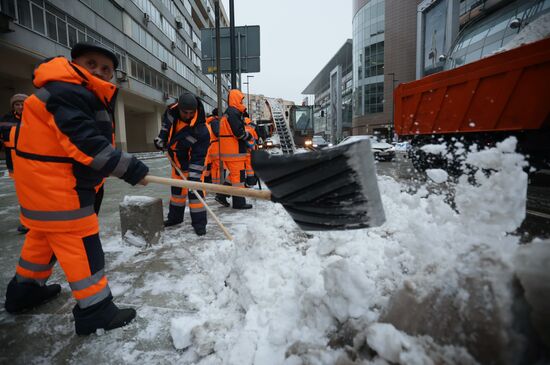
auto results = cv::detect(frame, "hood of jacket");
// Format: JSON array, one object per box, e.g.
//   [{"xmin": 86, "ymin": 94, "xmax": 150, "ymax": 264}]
[
  {"xmin": 228, "ymin": 89, "xmax": 246, "ymax": 113},
  {"xmin": 33, "ymin": 57, "xmax": 117, "ymax": 106}
]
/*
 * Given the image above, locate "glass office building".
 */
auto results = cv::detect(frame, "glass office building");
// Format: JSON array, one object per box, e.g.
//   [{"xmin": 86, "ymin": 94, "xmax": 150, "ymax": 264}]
[{"xmin": 352, "ymin": 0, "xmax": 385, "ymax": 119}]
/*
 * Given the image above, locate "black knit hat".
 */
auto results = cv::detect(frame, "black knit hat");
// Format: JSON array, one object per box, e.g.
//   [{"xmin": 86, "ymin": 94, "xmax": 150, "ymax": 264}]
[
  {"xmin": 178, "ymin": 93, "xmax": 198, "ymax": 111},
  {"xmin": 71, "ymin": 42, "xmax": 119, "ymax": 69}
]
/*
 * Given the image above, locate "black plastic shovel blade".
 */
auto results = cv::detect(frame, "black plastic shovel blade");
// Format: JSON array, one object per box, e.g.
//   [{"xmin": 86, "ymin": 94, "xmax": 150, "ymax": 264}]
[{"xmin": 252, "ymin": 139, "xmax": 385, "ymax": 231}]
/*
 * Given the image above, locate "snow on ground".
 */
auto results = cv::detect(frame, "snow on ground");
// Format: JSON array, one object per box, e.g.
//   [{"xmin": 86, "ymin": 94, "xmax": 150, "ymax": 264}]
[
  {"xmin": 164, "ymin": 138, "xmax": 527, "ymax": 364},
  {"xmin": 0, "ymin": 138, "xmax": 530, "ymax": 364}
]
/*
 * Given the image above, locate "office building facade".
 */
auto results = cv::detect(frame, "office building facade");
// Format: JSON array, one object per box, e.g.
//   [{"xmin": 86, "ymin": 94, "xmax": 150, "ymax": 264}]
[
  {"xmin": 0, "ymin": 0, "xmax": 228, "ymax": 152},
  {"xmin": 417, "ymin": 0, "xmax": 550, "ymax": 78},
  {"xmin": 302, "ymin": 39, "xmax": 353, "ymax": 141},
  {"xmin": 352, "ymin": 0, "xmax": 419, "ymax": 138}
]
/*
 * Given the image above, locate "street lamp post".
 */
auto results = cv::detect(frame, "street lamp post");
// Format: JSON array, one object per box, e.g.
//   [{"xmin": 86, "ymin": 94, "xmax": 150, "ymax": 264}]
[
  {"xmin": 386, "ymin": 72, "xmax": 399, "ymax": 140},
  {"xmin": 244, "ymin": 75, "xmax": 254, "ymax": 114}
]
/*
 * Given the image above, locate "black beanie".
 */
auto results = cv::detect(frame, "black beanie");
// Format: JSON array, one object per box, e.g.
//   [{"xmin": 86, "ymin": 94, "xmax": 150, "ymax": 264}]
[{"xmin": 178, "ymin": 93, "xmax": 198, "ymax": 111}]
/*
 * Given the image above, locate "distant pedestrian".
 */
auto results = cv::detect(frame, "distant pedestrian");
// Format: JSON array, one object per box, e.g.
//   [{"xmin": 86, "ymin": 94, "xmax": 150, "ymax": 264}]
[
  {"xmin": 154, "ymin": 92, "xmax": 210, "ymax": 235},
  {"xmin": 4, "ymin": 42, "xmax": 149, "ymax": 336},
  {"xmin": 1, "ymin": 93, "xmax": 30, "ymax": 234},
  {"xmin": 0, "ymin": 93, "xmax": 27, "ymax": 177}
]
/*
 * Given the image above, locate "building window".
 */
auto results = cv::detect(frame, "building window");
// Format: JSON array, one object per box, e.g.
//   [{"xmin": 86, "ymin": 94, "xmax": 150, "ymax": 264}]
[
  {"xmin": 31, "ymin": 2, "xmax": 45, "ymax": 34},
  {"xmin": 364, "ymin": 82, "xmax": 384, "ymax": 114},
  {"xmin": 45, "ymin": 11, "xmax": 57, "ymax": 40},
  {"xmin": 17, "ymin": 0, "xmax": 32, "ymax": 28},
  {"xmin": 364, "ymin": 41, "xmax": 384, "ymax": 78},
  {"xmin": 449, "ymin": 0, "xmax": 550, "ymax": 70}
]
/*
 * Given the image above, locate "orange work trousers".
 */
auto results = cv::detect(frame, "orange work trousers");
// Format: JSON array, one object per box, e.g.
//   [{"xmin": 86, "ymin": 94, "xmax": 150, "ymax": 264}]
[
  {"xmin": 224, "ymin": 160, "xmax": 246, "ymax": 188},
  {"xmin": 15, "ymin": 224, "xmax": 111, "ymax": 309}
]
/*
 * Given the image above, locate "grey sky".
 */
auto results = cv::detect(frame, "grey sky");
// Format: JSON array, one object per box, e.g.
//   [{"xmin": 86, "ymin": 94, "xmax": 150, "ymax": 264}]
[{"xmin": 220, "ymin": 0, "xmax": 352, "ymax": 104}]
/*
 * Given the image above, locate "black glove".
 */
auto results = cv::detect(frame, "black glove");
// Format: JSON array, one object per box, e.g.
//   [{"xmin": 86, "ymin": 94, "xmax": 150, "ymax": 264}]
[
  {"xmin": 245, "ymin": 175, "xmax": 258, "ymax": 187},
  {"xmin": 154, "ymin": 137, "xmax": 166, "ymax": 151}
]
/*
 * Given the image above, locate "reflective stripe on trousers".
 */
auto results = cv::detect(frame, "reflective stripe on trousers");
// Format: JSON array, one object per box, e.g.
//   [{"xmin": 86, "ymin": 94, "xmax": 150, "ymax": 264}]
[{"xmin": 14, "ymin": 225, "xmax": 111, "ymax": 309}]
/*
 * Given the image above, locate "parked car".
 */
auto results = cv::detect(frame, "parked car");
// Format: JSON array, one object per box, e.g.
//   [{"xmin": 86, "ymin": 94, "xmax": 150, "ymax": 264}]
[
  {"xmin": 338, "ymin": 135, "xmax": 395, "ymax": 161},
  {"xmin": 394, "ymin": 141, "xmax": 411, "ymax": 152},
  {"xmin": 310, "ymin": 135, "xmax": 332, "ymax": 150},
  {"xmin": 264, "ymin": 135, "xmax": 280, "ymax": 149}
]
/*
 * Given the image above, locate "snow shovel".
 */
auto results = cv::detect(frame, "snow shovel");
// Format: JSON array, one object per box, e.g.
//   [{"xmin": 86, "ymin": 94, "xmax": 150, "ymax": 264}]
[{"xmin": 145, "ymin": 139, "xmax": 385, "ymax": 231}]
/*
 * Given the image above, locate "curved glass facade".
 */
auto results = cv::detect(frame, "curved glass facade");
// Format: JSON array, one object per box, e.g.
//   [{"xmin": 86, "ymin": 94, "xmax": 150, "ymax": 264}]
[
  {"xmin": 448, "ymin": 0, "xmax": 550, "ymax": 69},
  {"xmin": 353, "ymin": 0, "xmax": 385, "ymax": 118}
]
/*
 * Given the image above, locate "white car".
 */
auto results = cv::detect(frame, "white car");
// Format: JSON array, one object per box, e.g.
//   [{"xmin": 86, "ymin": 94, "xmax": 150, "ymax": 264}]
[{"xmin": 338, "ymin": 135, "xmax": 395, "ymax": 161}]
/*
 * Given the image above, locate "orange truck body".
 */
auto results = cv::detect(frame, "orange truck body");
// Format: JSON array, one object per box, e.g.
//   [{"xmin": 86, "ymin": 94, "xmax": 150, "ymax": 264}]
[{"xmin": 394, "ymin": 37, "xmax": 550, "ymax": 137}]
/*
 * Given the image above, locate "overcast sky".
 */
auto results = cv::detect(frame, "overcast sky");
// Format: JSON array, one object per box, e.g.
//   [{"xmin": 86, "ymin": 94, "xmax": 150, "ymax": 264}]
[{"xmin": 220, "ymin": 0, "xmax": 352, "ymax": 104}]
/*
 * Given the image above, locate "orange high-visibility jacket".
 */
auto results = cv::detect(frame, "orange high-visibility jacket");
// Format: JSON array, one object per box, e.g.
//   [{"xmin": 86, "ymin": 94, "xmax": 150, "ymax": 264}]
[
  {"xmin": 14, "ymin": 57, "xmax": 148, "ymax": 232},
  {"xmin": 205, "ymin": 115, "xmax": 220, "ymax": 163},
  {"xmin": 219, "ymin": 90, "xmax": 251, "ymax": 161},
  {"xmin": 244, "ymin": 117, "xmax": 258, "ymax": 143}
]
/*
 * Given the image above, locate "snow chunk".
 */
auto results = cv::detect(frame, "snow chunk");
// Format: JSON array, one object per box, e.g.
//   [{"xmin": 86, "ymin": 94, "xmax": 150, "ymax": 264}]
[
  {"xmin": 170, "ymin": 316, "xmax": 201, "ymax": 350},
  {"xmin": 367, "ymin": 323, "xmax": 434, "ymax": 365},
  {"xmin": 122, "ymin": 230, "xmax": 147, "ymax": 247},
  {"xmin": 421, "ymin": 143, "xmax": 447, "ymax": 155},
  {"xmin": 426, "ymin": 169, "xmax": 448, "ymax": 183}
]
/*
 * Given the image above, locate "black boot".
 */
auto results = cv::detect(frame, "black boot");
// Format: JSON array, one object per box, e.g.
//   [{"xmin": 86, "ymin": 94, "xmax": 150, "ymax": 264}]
[
  {"xmin": 193, "ymin": 225, "xmax": 206, "ymax": 236},
  {"xmin": 164, "ymin": 219, "xmax": 183, "ymax": 227},
  {"xmin": 215, "ymin": 194, "xmax": 230, "ymax": 207},
  {"xmin": 4, "ymin": 276, "xmax": 61, "ymax": 314},
  {"xmin": 232, "ymin": 196, "xmax": 252, "ymax": 210},
  {"xmin": 73, "ymin": 295, "xmax": 136, "ymax": 336}
]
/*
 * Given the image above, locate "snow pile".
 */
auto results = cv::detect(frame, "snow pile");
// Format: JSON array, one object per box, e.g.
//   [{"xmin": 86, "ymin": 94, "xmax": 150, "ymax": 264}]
[
  {"xmin": 499, "ymin": 11, "xmax": 550, "ymax": 52},
  {"xmin": 168, "ymin": 137, "xmax": 527, "ymax": 364},
  {"xmin": 420, "ymin": 143, "xmax": 447, "ymax": 156}
]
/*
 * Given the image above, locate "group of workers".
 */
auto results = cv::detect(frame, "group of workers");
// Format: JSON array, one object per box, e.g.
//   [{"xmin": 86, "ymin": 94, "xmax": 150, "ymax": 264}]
[{"xmin": 1, "ymin": 42, "xmax": 260, "ymax": 336}]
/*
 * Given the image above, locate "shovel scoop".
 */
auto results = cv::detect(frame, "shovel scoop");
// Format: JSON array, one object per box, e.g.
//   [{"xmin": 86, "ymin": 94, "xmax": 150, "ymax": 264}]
[{"xmin": 145, "ymin": 139, "xmax": 385, "ymax": 231}]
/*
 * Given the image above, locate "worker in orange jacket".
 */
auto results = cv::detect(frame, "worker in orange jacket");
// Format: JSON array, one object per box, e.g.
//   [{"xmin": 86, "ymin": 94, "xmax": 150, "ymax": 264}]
[
  {"xmin": 4, "ymin": 43, "xmax": 149, "ymax": 336},
  {"xmin": 216, "ymin": 89, "xmax": 255, "ymax": 209},
  {"xmin": 1, "ymin": 93, "xmax": 30, "ymax": 234},
  {"xmin": 204, "ymin": 108, "xmax": 222, "ymax": 185},
  {"xmin": 243, "ymin": 111, "xmax": 258, "ymax": 187},
  {"xmin": 154, "ymin": 93, "xmax": 210, "ymax": 235}
]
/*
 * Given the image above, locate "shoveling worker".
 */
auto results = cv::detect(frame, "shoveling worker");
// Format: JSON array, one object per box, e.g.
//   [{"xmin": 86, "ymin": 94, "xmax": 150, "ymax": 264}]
[
  {"xmin": 243, "ymin": 112, "xmax": 258, "ymax": 188},
  {"xmin": 204, "ymin": 108, "xmax": 222, "ymax": 185},
  {"xmin": 4, "ymin": 42, "xmax": 149, "ymax": 336},
  {"xmin": 215, "ymin": 89, "xmax": 255, "ymax": 209},
  {"xmin": 1, "ymin": 93, "xmax": 30, "ymax": 234},
  {"xmin": 154, "ymin": 92, "xmax": 210, "ymax": 235}
]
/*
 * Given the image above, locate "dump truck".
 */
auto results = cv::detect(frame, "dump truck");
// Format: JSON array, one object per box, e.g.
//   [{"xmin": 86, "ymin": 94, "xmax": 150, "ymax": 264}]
[{"xmin": 395, "ymin": 34, "xmax": 550, "ymax": 174}]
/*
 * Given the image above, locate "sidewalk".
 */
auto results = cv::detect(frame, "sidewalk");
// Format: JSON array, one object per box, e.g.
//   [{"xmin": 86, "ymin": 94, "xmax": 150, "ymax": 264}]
[{"xmin": 0, "ymin": 158, "xmax": 247, "ymax": 364}]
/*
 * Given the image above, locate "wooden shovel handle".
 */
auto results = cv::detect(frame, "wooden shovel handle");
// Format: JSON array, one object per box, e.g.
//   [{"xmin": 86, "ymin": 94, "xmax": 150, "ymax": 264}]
[{"xmin": 144, "ymin": 175, "xmax": 272, "ymax": 201}]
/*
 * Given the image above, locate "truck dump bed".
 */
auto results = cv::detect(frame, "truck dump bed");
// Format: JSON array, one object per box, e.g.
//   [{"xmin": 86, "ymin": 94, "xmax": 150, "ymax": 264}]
[{"xmin": 394, "ymin": 37, "xmax": 550, "ymax": 137}]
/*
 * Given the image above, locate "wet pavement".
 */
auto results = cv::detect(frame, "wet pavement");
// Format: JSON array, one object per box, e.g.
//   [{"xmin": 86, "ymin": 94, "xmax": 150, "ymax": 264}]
[{"xmin": 0, "ymin": 157, "xmax": 234, "ymax": 364}]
